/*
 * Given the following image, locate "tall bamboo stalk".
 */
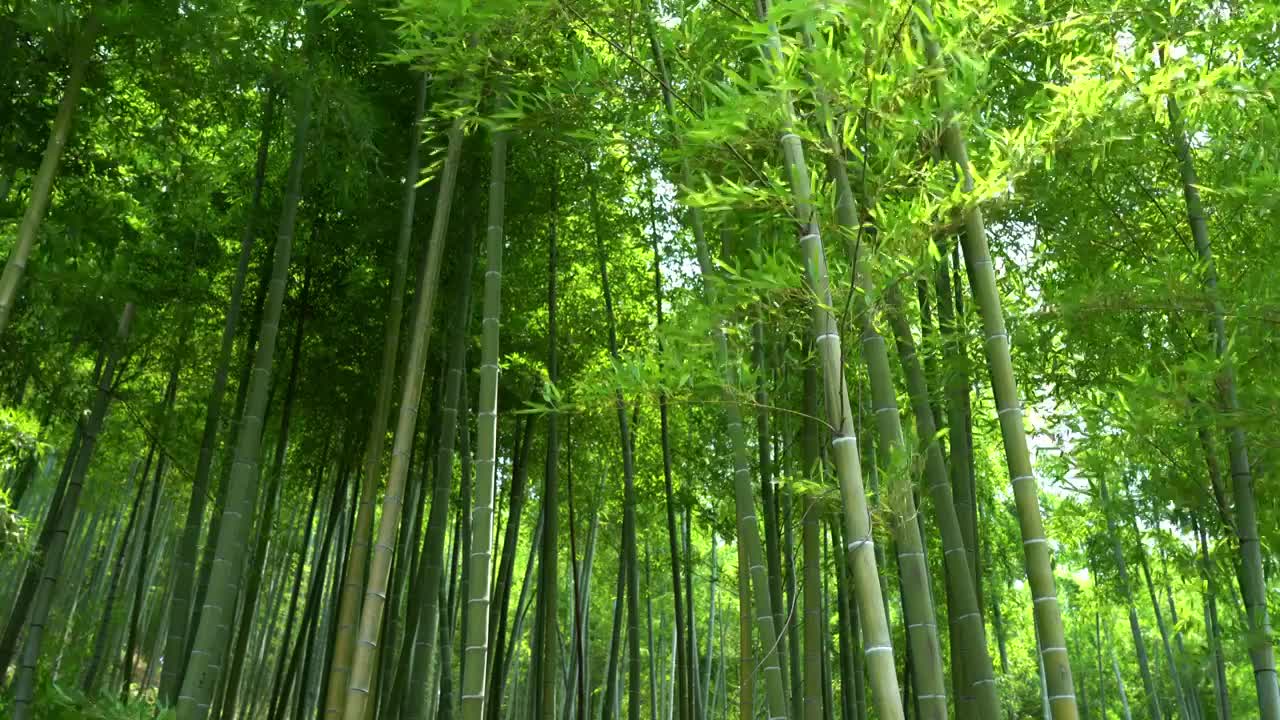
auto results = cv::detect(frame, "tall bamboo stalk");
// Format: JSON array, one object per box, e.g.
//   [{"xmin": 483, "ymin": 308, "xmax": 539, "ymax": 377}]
[
  {"xmin": 1132, "ymin": 518, "xmax": 1191, "ymax": 720},
  {"xmin": 647, "ymin": 12, "xmax": 830, "ymax": 720},
  {"xmin": 801, "ymin": 362, "xmax": 823, "ymax": 720},
  {"xmin": 1166, "ymin": 91, "xmax": 1279, "ymax": 719},
  {"xmin": 485, "ymin": 412, "xmax": 536, "ymax": 720},
  {"xmin": 590, "ymin": 176, "xmax": 643, "ymax": 720},
  {"xmin": 162, "ymin": 87, "xmax": 276, "ymax": 706},
  {"xmin": 1196, "ymin": 519, "xmax": 1230, "ymax": 720},
  {"xmin": 1098, "ymin": 475, "xmax": 1160, "ymax": 720},
  {"xmin": 753, "ymin": 319, "xmax": 792, "ymax": 712},
  {"xmin": 935, "ymin": 247, "xmax": 978, "ymax": 597},
  {"xmin": 647, "ymin": 176, "xmax": 691, "ymax": 720},
  {"xmin": 885, "ymin": 285, "xmax": 1001, "ymax": 716},
  {"xmin": 459, "ymin": 121, "xmax": 510, "ymax": 720},
  {"xmin": 122, "ymin": 356, "xmax": 180, "ymax": 702},
  {"xmin": 219, "ymin": 274, "xmax": 309, "ymax": 720},
  {"xmin": 12, "ymin": 303, "xmax": 134, "ymax": 720},
  {"xmin": 749, "ymin": 5, "xmax": 907, "ymax": 718},
  {"xmin": 266, "ymin": 449, "xmax": 325, "ymax": 718},
  {"xmin": 915, "ymin": 2, "xmax": 1078, "ymax": 714},
  {"xmin": 324, "ymin": 72, "xmax": 429, "ymax": 720},
  {"xmin": 176, "ymin": 56, "xmax": 312, "ymax": 717},
  {"xmin": 531, "ymin": 159, "xmax": 563, "ymax": 720},
  {"xmin": 403, "ymin": 227, "xmax": 476, "ymax": 720},
  {"xmin": 270, "ymin": 457, "xmax": 345, "ymax": 720},
  {"xmin": 83, "ymin": 449, "xmax": 150, "ymax": 695},
  {"xmin": 342, "ymin": 115, "xmax": 464, "ymax": 720}
]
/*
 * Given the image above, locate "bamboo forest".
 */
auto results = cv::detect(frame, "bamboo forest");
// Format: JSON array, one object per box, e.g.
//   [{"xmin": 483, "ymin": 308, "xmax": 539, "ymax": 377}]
[{"xmin": 2, "ymin": 0, "xmax": 1279, "ymax": 718}]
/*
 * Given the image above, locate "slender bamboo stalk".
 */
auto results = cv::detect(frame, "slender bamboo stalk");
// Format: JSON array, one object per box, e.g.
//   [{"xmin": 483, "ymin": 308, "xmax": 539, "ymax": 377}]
[
  {"xmin": 753, "ymin": 320, "xmax": 792, "ymax": 712},
  {"xmin": 1132, "ymin": 518, "xmax": 1191, "ymax": 720},
  {"xmin": 0, "ymin": 10, "xmax": 98, "ymax": 336},
  {"xmin": 83, "ymin": 450, "xmax": 150, "ymax": 695},
  {"xmin": 1104, "ymin": 622, "xmax": 1133, "ymax": 720},
  {"xmin": 648, "ymin": 13, "xmax": 812, "ymax": 720},
  {"xmin": 313, "ymin": 448, "xmax": 361, "ymax": 720},
  {"xmin": 1166, "ymin": 91, "xmax": 1278, "ymax": 719},
  {"xmin": 187, "ymin": 256, "xmax": 270, "ymax": 664},
  {"xmin": 801, "ymin": 362, "xmax": 823, "ymax": 720},
  {"xmin": 436, "ymin": 506, "xmax": 465, "ymax": 720},
  {"xmin": 50, "ymin": 509, "xmax": 101, "ymax": 680},
  {"xmin": 1094, "ymin": 613, "xmax": 1106, "ymax": 720},
  {"xmin": 324, "ymin": 71, "xmax": 429, "ymax": 720},
  {"xmin": 750, "ymin": 5, "xmax": 906, "ymax": 717},
  {"xmin": 565, "ymin": 418, "xmax": 588, "ymax": 720},
  {"xmin": 270, "ymin": 457, "xmax": 345, "ymax": 720},
  {"xmin": 702, "ymin": 538, "xmax": 717, "ymax": 720},
  {"xmin": 122, "ymin": 357, "xmax": 179, "ymax": 702},
  {"xmin": 342, "ymin": 116, "xmax": 464, "ymax": 720},
  {"xmin": 602, "ymin": 546, "xmax": 628, "ymax": 720},
  {"xmin": 403, "ymin": 229, "xmax": 476, "ymax": 719},
  {"xmin": 176, "ymin": 57, "xmax": 312, "ymax": 716},
  {"xmin": 1098, "ymin": 476, "xmax": 1160, "ymax": 720},
  {"xmin": 1197, "ymin": 519, "xmax": 1230, "ymax": 720},
  {"xmin": 589, "ymin": 176, "xmax": 643, "ymax": 720},
  {"xmin": 388, "ymin": 377, "xmax": 440, "ymax": 711},
  {"xmin": 648, "ymin": 180, "xmax": 691, "ymax": 720},
  {"xmin": 916, "ymin": 2, "xmax": 1078, "ymax": 713},
  {"xmin": 885, "ymin": 285, "xmax": 1000, "ymax": 716},
  {"xmin": 12, "ymin": 303, "xmax": 135, "ymax": 720},
  {"xmin": 646, "ymin": 548, "xmax": 658, "ymax": 720},
  {"xmin": 456, "ymin": 388, "xmax": 475, "ymax": 715},
  {"xmin": 219, "ymin": 276, "xmax": 309, "ymax": 720},
  {"xmin": 266, "ymin": 450, "xmax": 326, "ymax": 718},
  {"xmin": 485, "ymin": 412, "xmax": 536, "ymax": 720},
  {"xmin": 735, "ymin": 538, "xmax": 752, "ymax": 720},
  {"xmin": 935, "ymin": 247, "xmax": 978, "ymax": 598},
  {"xmin": 162, "ymin": 87, "xmax": 277, "ymax": 707},
  {"xmin": 530, "ymin": 158, "xmax": 563, "ymax": 720},
  {"xmin": 459, "ymin": 124, "xmax": 508, "ymax": 720}
]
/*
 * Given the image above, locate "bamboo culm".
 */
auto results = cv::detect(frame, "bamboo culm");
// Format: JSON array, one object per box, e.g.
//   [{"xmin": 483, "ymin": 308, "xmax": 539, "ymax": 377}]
[
  {"xmin": 12, "ymin": 303, "xmax": 135, "ymax": 720},
  {"xmin": 176, "ymin": 55, "xmax": 313, "ymax": 718},
  {"xmin": 323, "ymin": 72, "xmax": 429, "ymax": 720},
  {"xmin": 916, "ymin": 1, "xmax": 1079, "ymax": 713}
]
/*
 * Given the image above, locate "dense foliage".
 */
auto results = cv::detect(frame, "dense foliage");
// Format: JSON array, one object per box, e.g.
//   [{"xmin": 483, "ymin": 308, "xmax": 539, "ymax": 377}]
[{"xmin": 1, "ymin": 0, "xmax": 1278, "ymax": 719}]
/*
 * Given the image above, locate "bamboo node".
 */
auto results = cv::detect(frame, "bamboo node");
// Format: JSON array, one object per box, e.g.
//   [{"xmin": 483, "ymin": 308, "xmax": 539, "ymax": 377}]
[{"xmin": 846, "ymin": 538, "xmax": 872, "ymax": 552}]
